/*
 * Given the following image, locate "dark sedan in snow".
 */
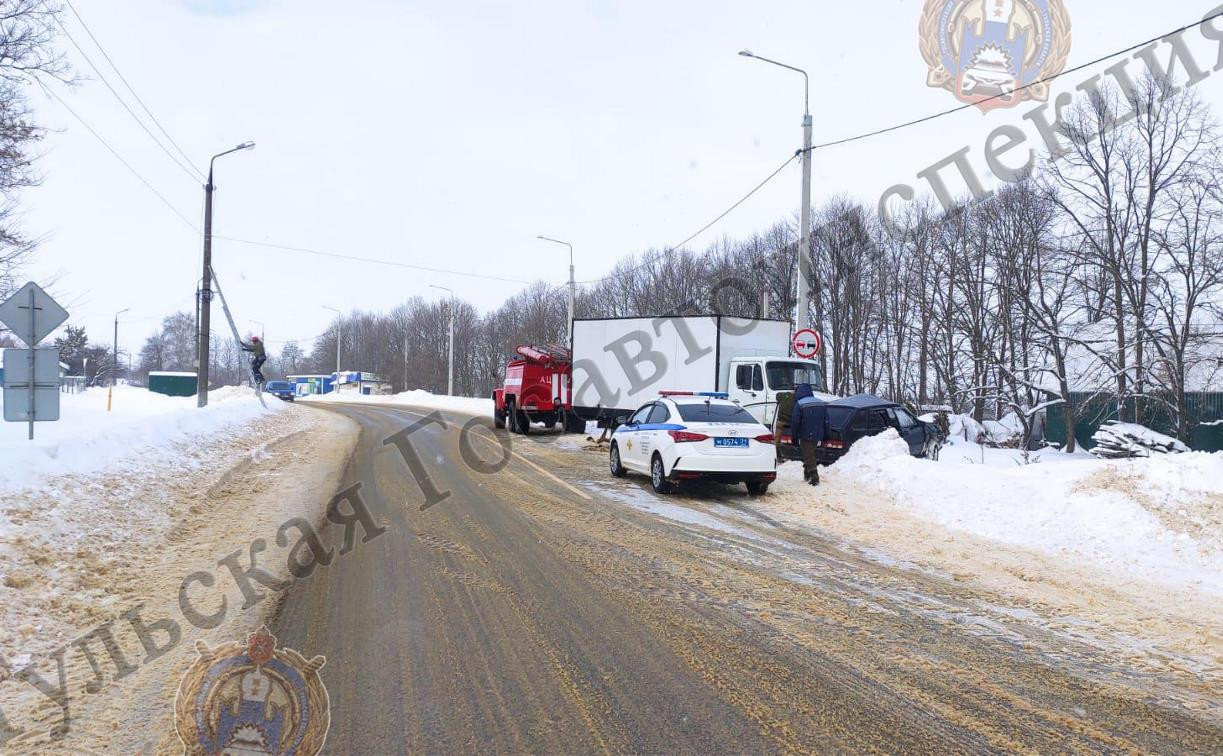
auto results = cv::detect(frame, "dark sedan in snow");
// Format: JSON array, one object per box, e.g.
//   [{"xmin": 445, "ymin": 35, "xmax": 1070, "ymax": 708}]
[{"xmin": 815, "ymin": 394, "xmax": 943, "ymax": 464}]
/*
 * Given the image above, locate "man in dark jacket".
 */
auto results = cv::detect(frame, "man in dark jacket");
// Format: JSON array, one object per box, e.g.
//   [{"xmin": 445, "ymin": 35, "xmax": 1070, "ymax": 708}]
[
  {"xmin": 789, "ymin": 383, "xmax": 827, "ymax": 485},
  {"xmin": 241, "ymin": 335, "xmax": 267, "ymax": 387}
]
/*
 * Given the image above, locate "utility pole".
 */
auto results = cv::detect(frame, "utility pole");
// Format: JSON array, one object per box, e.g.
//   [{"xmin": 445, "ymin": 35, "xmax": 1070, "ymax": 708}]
[
  {"xmin": 197, "ymin": 171, "xmax": 213, "ymax": 406},
  {"xmin": 739, "ymin": 50, "xmax": 812, "ymax": 340},
  {"xmin": 196, "ymin": 141, "xmax": 255, "ymax": 408},
  {"xmin": 430, "ymin": 285, "xmax": 455, "ymax": 395},
  {"xmin": 537, "ymin": 235, "xmax": 575, "ymax": 347},
  {"xmin": 109, "ymin": 308, "xmax": 129, "ymax": 412},
  {"xmin": 322, "ymin": 306, "xmax": 342, "ymax": 380}
]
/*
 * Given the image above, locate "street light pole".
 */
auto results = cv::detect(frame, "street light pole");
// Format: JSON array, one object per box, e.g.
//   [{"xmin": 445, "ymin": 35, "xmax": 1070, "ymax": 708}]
[
  {"xmin": 739, "ymin": 50, "xmax": 812, "ymax": 341},
  {"xmin": 537, "ymin": 235, "xmax": 575, "ymax": 348},
  {"xmin": 197, "ymin": 141, "xmax": 256, "ymax": 408},
  {"xmin": 322, "ymin": 306, "xmax": 342, "ymax": 380},
  {"xmin": 108, "ymin": 308, "xmax": 129, "ymax": 412},
  {"xmin": 430, "ymin": 285, "xmax": 455, "ymax": 396}
]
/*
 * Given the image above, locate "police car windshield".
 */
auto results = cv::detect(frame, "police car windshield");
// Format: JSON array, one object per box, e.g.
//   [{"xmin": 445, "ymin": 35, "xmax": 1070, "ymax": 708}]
[
  {"xmin": 675, "ymin": 402, "xmax": 758, "ymax": 423},
  {"xmin": 766, "ymin": 361, "xmax": 823, "ymax": 391}
]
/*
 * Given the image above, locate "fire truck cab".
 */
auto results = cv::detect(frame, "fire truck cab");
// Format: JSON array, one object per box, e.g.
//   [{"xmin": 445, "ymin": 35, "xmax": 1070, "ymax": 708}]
[{"xmin": 493, "ymin": 345, "xmax": 585, "ymax": 434}]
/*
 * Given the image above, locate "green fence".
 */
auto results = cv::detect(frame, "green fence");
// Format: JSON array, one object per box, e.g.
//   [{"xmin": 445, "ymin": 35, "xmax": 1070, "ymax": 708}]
[{"xmin": 1045, "ymin": 391, "xmax": 1223, "ymax": 452}]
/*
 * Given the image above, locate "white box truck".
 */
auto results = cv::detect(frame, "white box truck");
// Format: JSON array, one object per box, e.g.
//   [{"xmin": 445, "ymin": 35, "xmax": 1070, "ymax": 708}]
[{"xmin": 570, "ymin": 315, "xmax": 825, "ymax": 427}]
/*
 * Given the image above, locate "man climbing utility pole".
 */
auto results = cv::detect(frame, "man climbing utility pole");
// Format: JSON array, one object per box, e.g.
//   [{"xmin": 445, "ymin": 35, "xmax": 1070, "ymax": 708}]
[{"xmin": 196, "ymin": 141, "xmax": 255, "ymax": 408}]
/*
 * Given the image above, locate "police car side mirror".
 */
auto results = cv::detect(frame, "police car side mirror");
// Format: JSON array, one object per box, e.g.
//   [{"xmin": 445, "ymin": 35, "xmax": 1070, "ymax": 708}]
[{"xmin": 615, "ymin": 414, "xmax": 629, "ymax": 427}]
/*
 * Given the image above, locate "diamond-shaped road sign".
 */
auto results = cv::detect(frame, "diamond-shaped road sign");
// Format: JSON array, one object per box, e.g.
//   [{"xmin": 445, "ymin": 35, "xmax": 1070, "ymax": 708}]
[{"xmin": 0, "ymin": 281, "xmax": 69, "ymax": 347}]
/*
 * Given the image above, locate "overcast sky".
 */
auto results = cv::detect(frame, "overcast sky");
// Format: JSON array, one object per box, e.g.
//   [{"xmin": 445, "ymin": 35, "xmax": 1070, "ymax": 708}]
[{"xmin": 20, "ymin": 0, "xmax": 1223, "ymax": 360}]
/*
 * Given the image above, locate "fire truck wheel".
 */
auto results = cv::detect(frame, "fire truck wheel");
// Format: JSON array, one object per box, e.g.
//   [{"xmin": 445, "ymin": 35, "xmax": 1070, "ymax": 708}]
[{"xmin": 516, "ymin": 410, "xmax": 532, "ymax": 434}]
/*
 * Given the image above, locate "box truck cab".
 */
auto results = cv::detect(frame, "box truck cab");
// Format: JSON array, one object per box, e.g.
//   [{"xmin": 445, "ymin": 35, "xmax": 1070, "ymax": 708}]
[{"xmin": 726, "ymin": 357, "xmax": 824, "ymax": 426}]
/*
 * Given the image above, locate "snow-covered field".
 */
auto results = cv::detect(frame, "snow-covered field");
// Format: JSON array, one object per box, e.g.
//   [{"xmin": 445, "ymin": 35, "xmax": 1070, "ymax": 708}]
[
  {"xmin": 772, "ymin": 430, "xmax": 1223, "ymax": 595},
  {"xmin": 0, "ymin": 385, "xmax": 288, "ymax": 496}
]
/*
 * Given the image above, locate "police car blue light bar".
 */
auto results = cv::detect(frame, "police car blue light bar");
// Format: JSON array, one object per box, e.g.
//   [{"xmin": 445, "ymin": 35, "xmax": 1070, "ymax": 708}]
[{"xmin": 658, "ymin": 390, "xmax": 729, "ymax": 399}]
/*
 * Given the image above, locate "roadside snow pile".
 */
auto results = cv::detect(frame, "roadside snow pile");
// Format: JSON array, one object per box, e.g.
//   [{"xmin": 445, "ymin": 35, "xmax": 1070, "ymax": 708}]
[
  {"xmin": 302, "ymin": 388, "xmax": 492, "ymax": 416},
  {"xmin": 1091, "ymin": 421, "xmax": 1190, "ymax": 458},
  {"xmin": 819, "ymin": 429, "xmax": 1223, "ymax": 594},
  {"xmin": 0, "ymin": 385, "xmax": 286, "ymax": 495}
]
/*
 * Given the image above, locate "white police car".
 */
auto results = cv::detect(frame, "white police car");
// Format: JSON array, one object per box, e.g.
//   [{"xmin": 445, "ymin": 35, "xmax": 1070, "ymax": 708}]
[{"xmin": 608, "ymin": 391, "xmax": 777, "ymax": 495}]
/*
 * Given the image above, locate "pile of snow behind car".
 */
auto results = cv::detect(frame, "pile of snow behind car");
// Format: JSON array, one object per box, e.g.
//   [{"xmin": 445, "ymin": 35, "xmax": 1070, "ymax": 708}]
[{"xmin": 1090, "ymin": 421, "xmax": 1191, "ymax": 459}]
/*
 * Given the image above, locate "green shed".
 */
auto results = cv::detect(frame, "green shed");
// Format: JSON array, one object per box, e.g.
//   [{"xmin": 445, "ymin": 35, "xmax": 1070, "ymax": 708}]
[{"xmin": 148, "ymin": 371, "xmax": 198, "ymax": 398}]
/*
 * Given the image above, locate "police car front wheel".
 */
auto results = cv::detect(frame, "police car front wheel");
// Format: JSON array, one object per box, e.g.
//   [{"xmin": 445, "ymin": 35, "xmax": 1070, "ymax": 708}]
[{"xmin": 609, "ymin": 443, "xmax": 626, "ymax": 478}]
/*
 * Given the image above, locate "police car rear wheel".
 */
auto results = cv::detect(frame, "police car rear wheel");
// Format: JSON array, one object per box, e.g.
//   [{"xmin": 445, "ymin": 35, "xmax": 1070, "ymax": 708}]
[
  {"xmin": 609, "ymin": 443, "xmax": 626, "ymax": 477},
  {"xmin": 650, "ymin": 455, "xmax": 672, "ymax": 494}
]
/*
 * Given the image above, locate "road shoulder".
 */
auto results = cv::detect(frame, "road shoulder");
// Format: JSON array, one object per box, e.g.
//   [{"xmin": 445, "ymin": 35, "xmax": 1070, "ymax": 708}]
[{"xmin": 0, "ymin": 404, "xmax": 359, "ymax": 753}]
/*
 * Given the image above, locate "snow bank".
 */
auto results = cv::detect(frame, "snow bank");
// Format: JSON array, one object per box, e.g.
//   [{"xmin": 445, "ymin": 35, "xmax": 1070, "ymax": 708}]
[
  {"xmin": 802, "ymin": 430, "xmax": 1223, "ymax": 595},
  {"xmin": 0, "ymin": 385, "xmax": 287, "ymax": 495},
  {"xmin": 301, "ymin": 388, "xmax": 492, "ymax": 416}
]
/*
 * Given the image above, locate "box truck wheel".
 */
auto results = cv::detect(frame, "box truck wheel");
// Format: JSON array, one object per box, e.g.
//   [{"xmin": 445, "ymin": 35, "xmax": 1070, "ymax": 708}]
[{"xmin": 564, "ymin": 411, "xmax": 585, "ymax": 434}]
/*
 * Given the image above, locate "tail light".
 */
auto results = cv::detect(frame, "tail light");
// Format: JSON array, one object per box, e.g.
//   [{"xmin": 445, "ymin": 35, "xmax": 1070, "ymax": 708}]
[
  {"xmin": 823, "ymin": 439, "xmax": 845, "ymax": 449},
  {"xmin": 754, "ymin": 433, "xmax": 774, "ymax": 443},
  {"xmin": 668, "ymin": 430, "xmax": 709, "ymax": 443}
]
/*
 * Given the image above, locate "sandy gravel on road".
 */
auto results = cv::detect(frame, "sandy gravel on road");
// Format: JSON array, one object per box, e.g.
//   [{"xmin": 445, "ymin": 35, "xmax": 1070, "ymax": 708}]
[
  {"xmin": 552, "ymin": 432, "xmax": 1222, "ymax": 691},
  {"xmin": 0, "ymin": 405, "xmax": 359, "ymax": 753}
]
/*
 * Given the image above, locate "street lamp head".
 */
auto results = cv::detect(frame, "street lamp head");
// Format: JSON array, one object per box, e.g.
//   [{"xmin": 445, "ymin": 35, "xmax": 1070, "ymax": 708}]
[
  {"xmin": 237, "ymin": 141, "xmax": 256, "ymax": 150},
  {"xmin": 738, "ymin": 49, "xmax": 754, "ymax": 57}
]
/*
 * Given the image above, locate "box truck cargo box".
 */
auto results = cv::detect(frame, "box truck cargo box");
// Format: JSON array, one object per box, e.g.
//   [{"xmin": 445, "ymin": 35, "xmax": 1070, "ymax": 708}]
[{"xmin": 571, "ymin": 315, "xmax": 824, "ymax": 427}]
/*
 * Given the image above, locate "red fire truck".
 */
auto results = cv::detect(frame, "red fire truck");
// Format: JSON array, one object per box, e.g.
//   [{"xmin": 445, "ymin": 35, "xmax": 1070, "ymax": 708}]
[{"xmin": 492, "ymin": 344, "xmax": 585, "ymax": 434}]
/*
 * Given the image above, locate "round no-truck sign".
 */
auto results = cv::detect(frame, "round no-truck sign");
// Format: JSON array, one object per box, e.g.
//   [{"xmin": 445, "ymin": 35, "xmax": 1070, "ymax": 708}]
[{"xmin": 792, "ymin": 328, "xmax": 821, "ymax": 359}]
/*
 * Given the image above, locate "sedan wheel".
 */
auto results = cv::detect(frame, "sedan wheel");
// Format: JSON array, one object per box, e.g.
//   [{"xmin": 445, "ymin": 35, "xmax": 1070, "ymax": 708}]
[
  {"xmin": 650, "ymin": 455, "xmax": 672, "ymax": 494},
  {"xmin": 609, "ymin": 443, "xmax": 626, "ymax": 477}
]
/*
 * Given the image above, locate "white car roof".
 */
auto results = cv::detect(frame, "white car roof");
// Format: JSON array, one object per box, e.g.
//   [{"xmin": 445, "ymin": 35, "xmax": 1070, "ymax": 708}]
[{"xmin": 661, "ymin": 395, "xmax": 738, "ymax": 406}]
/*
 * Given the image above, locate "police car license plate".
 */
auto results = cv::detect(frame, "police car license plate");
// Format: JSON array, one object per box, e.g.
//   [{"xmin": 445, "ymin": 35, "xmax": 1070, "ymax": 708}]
[{"xmin": 714, "ymin": 437, "xmax": 748, "ymax": 448}]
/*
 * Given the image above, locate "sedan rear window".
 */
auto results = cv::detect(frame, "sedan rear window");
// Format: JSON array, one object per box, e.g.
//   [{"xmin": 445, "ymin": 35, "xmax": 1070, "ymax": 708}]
[{"xmin": 676, "ymin": 403, "xmax": 758, "ymax": 423}]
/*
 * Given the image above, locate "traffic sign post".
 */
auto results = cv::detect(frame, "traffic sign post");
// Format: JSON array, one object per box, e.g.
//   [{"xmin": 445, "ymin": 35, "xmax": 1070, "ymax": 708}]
[
  {"xmin": 0, "ymin": 282, "xmax": 69, "ymax": 440},
  {"xmin": 792, "ymin": 328, "xmax": 822, "ymax": 359}
]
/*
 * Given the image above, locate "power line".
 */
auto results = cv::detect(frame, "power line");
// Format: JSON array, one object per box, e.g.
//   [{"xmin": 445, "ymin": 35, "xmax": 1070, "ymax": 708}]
[
  {"xmin": 51, "ymin": 8, "xmax": 204, "ymax": 182},
  {"xmin": 63, "ymin": 0, "xmax": 204, "ymax": 178},
  {"xmin": 576, "ymin": 152, "xmax": 798, "ymax": 285},
  {"xmin": 38, "ymin": 82, "xmax": 201, "ymax": 232},
  {"xmin": 40, "ymin": 81, "xmax": 531, "ymax": 287},
  {"xmin": 810, "ymin": 9, "xmax": 1223, "ymax": 152},
  {"xmin": 213, "ymin": 236, "xmax": 536, "ymax": 284}
]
